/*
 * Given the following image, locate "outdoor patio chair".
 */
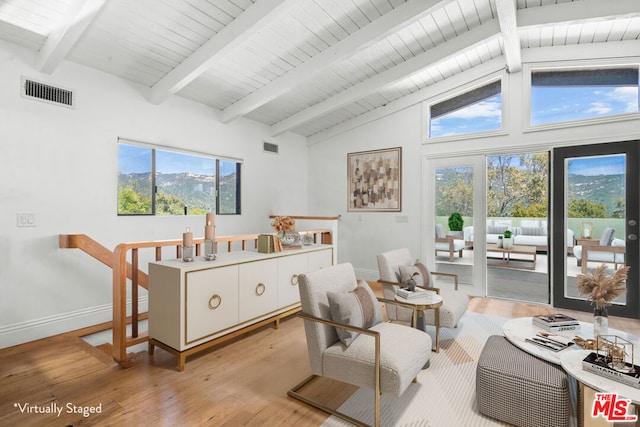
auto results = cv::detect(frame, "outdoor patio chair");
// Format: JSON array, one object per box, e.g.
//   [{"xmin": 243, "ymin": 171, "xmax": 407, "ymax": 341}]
[
  {"xmin": 573, "ymin": 227, "xmax": 625, "ymax": 273},
  {"xmin": 289, "ymin": 262, "xmax": 432, "ymax": 427},
  {"xmin": 377, "ymin": 248, "xmax": 468, "ymax": 329},
  {"xmin": 434, "ymin": 224, "xmax": 466, "ymax": 261}
]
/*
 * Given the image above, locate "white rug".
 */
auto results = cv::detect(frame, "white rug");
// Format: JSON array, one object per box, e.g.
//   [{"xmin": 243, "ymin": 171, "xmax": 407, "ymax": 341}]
[{"xmin": 321, "ymin": 312, "xmax": 510, "ymax": 427}]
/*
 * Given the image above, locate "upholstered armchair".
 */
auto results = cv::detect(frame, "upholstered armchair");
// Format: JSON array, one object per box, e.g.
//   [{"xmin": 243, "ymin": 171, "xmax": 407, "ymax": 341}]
[
  {"xmin": 289, "ymin": 262, "xmax": 432, "ymax": 427},
  {"xmin": 573, "ymin": 227, "xmax": 625, "ymax": 273},
  {"xmin": 377, "ymin": 248, "xmax": 468, "ymax": 329}
]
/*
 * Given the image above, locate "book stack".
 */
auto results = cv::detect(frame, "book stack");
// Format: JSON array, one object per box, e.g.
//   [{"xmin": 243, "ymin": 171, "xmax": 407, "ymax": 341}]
[
  {"xmin": 532, "ymin": 313, "xmax": 580, "ymax": 332},
  {"xmin": 257, "ymin": 233, "xmax": 283, "ymax": 253},
  {"xmin": 396, "ymin": 287, "xmax": 436, "ymax": 300},
  {"xmin": 582, "ymin": 351, "xmax": 640, "ymax": 389}
]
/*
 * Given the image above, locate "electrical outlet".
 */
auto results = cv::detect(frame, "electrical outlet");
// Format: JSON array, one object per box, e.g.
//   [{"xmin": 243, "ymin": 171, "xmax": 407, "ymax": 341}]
[
  {"xmin": 17, "ymin": 213, "xmax": 36, "ymax": 227},
  {"xmin": 395, "ymin": 215, "xmax": 409, "ymax": 223}
]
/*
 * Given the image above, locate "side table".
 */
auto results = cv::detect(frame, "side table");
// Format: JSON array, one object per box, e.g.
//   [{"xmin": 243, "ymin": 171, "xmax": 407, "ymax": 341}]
[
  {"xmin": 560, "ymin": 350, "xmax": 640, "ymax": 426},
  {"xmin": 395, "ymin": 292, "xmax": 443, "ymax": 352}
]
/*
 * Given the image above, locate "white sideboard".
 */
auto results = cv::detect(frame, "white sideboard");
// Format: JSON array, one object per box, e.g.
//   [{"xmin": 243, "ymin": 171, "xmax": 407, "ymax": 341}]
[{"xmin": 148, "ymin": 245, "xmax": 333, "ymax": 371}]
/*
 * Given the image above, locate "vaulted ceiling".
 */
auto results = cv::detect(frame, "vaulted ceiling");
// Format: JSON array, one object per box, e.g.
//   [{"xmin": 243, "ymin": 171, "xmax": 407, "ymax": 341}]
[{"xmin": 1, "ymin": 0, "xmax": 639, "ymax": 143}]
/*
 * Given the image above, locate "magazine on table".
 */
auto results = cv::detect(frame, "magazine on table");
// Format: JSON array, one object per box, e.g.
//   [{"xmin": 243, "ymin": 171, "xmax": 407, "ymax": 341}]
[{"xmin": 525, "ymin": 331, "xmax": 576, "ymax": 352}]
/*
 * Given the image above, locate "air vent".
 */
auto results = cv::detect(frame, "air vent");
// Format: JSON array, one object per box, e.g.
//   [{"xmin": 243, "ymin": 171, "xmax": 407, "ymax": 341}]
[
  {"xmin": 22, "ymin": 77, "xmax": 75, "ymax": 108},
  {"xmin": 263, "ymin": 141, "xmax": 279, "ymax": 154}
]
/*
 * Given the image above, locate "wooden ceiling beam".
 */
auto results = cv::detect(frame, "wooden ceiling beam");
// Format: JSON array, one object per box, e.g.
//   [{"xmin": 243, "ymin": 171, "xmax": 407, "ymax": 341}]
[
  {"xmin": 270, "ymin": 19, "xmax": 501, "ymax": 137},
  {"xmin": 148, "ymin": 0, "xmax": 293, "ymax": 105},
  {"xmin": 518, "ymin": 0, "xmax": 640, "ymax": 27},
  {"xmin": 220, "ymin": 0, "xmax": 456, "ymax": 124},
  {"xmin": 287, "ymin": 0, "xmax": 640, "ymax": 139},
  {"xmin": 495, "ymin": 0, "xmax": 521, "ymax": 73},
  {"xmin": 38, "ymin": 0, "xmax": 105, "ymax": 74}
]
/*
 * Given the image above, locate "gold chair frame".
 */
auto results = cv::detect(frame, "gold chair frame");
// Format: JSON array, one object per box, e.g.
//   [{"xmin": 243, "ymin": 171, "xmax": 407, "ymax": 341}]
[{"xmin": 288, "ymin": 298, "xmax": 420, "ymax": 427}]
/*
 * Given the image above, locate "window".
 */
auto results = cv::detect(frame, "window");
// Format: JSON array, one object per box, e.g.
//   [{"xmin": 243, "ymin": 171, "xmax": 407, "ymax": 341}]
[
  {"xmin": 429, "ymin": 80, "xmax": 502, "ymax": 138},
  {"xmin": 530, "ymin": 67, "xmax": 639, "ymax": 126},
  {"xmin": 117, "ymin": 141, "xmax": 241, "ymax": 215}
]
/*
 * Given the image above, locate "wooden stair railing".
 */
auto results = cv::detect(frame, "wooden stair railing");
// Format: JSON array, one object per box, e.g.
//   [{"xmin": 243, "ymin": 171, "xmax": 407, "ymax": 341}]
[{"xmin": 59, "ymin": 228, "xmax": 333, "ymax": 366}]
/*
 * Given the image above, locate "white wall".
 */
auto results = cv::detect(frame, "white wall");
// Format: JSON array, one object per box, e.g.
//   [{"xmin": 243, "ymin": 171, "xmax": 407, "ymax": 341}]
[
  {"xmin": 308, "ymin": 56, "xmax": 640, "ymax": 285},
  {"xmin": 0, "ymin": 40, "xmax": 308, "ymax": 347}
]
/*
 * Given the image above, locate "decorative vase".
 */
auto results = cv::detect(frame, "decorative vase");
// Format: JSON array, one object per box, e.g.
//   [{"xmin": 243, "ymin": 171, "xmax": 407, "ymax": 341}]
[
  {"xmin": 497, "ymin": 236, "xmax": 503, "ymax": 248},
  {"xmin": 593, "ymin": 306, "xmax": 608, "ymax": 338},
  {"xmin": 280, "ymin": 231, "xmax": 299, "ymax": 247}
]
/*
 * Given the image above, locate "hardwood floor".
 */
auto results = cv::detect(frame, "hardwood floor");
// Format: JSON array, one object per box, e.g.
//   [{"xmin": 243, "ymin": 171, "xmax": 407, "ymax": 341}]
[{"xmin": 2, "ymin": 293, "xmax": 640, "ymax": 426}]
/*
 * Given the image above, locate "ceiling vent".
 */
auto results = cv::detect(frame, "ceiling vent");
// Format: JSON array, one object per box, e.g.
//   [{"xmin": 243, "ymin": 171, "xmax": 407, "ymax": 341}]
[
  {"xmin": 21, "ymin": 77, "xmax": 75, "ymax": 108},
  {"xmin": 263, "ymin": 141, "xmax": 279, "ymax": 154}
]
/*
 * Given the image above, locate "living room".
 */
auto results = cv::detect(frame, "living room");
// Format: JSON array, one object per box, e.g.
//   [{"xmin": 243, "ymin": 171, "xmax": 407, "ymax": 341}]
[{"xmin": 2, "ymin": 1, "xmax": 640, "ymax": 425}]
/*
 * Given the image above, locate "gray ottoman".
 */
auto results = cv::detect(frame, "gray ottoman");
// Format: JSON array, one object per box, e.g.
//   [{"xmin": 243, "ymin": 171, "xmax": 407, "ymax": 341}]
[{"xmin": 476, "ymin": 335, "xmax": 570, "ymax": 427}]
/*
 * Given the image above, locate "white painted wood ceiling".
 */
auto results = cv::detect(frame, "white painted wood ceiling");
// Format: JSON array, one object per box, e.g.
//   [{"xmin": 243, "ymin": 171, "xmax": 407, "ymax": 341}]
[{"xmin": 0, "ymin": 0, "xmax": 638, "ymax": 142}]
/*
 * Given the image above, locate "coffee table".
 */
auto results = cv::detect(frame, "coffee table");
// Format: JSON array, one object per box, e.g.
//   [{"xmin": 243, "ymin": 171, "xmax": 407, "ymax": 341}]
[
  {"xmin": 487, "ymin": 243, "xmax": 537, "ymax": 270},
  {"xmin": 395, "ymin": 292, "xmax": 443, "ymax": 352},
  {"xmin": 504, "ymin": 317, "xmax": 640, "ymax": 425},
  {"xmin": 503, "ymin": 317, "xmax": 640, "ymax": 364}
]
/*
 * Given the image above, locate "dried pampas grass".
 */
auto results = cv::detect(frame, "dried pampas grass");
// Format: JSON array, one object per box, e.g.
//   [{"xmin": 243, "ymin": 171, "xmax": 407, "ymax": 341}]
[{"xmin": 576, "ymin": 264, "xmax": 629, "ymax": 309}]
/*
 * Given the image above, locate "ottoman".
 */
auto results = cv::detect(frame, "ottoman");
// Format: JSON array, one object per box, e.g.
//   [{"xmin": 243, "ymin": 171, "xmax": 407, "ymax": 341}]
[{"xmin": 476, "ymin": 335, "xmax": 570, "ymax": 427}]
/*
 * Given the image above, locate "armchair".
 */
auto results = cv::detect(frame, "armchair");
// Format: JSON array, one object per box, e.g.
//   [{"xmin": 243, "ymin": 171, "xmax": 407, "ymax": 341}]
[
  {"xmin": 573, "ymin": 227, "xmax": 625, "ymax": 273},
  {"xmin": 288, "ymin": 262, "xmax": 432, "ymax": 427},
  {"xmin": 377, "ymin": 248, "xmax": 468, "ymax": 329}
]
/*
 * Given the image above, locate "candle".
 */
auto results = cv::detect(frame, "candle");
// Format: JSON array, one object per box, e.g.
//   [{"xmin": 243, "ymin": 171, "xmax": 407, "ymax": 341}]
[
  {"xmin": 205, "ymin": 225, "xmax": 214, "ymax": 240},
  {"xmin": 183, "ymin": 227, "xmax": 193, "ymax": 247},
  {"xmin": 206, "ymin": 212, "xmax": 216, "ymax": 228}
]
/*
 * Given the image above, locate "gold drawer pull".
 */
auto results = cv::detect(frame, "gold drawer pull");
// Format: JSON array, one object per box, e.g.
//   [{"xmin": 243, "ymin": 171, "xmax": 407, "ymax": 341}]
[
  {"xmin": 208, "ymin": 294, "xmax": 222, "ymax": 310},
  {"xmin": 256, "ymin": 283, "xmax": 266, "ymax": 296},
  {"xmin": 290, "ymin": 274, "xmax": 299, "ymax": 286}
]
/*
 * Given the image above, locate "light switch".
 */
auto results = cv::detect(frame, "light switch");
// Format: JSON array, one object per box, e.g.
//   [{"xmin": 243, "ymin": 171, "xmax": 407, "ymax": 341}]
[{"xmin": 17, "ymin": 213, "xmax": 36, "ymax": 227}]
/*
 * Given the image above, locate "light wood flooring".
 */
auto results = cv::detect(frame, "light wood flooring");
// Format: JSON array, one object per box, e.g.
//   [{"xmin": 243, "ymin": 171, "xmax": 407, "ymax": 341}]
[{"xmin": 3, "ymin": 289, "xmax": 640, "ymax": 426}]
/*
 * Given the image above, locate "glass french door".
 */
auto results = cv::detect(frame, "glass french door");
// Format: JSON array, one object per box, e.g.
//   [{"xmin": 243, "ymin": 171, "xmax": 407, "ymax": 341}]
[
  {"xmin": 553, "ymin": 141, "xmax": 640, "ymax": 318},
  {"xmin": 427, "ymin": 155, "xmax": 485, "ymax": 296},
  {"xmin": 485, "ymin": 152, "xmax": 550, "ymax": 304}
]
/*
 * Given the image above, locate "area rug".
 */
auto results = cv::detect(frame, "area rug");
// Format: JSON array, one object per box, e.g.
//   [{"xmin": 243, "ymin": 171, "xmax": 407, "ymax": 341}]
[{"xmin": 321, "ymin": 312, "xmax": 510, "ymax": 427}]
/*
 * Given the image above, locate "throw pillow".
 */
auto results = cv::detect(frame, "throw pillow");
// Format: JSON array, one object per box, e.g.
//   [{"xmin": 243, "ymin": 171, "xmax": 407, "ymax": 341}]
[
  {"xmin": 415, "ymin": 260, "xmax": 434, "ymax": 288},
  {"xmin": 435, "ymin": 224, "xmax": 445, "ymax": 238},
  {"xmin": 521, "ymin": 226, "xmax": 546, "ymax": 236},
  {"xmin": 398, "ymin": 261, "xmax": 433, "ymax": 288},
  {"xmin": 487, "ymin": 225, "xmax": 508, "ymax": 235},
  {"xmin": 520, "ymin": 219, "xmax": 540, "ymax": 228},
  {"xmin": 327, "ymin": 280, "xmax": 382, "ymax": 346},
  {"xmin": 399, "ymin": 265, "xmax": 424, "ymax": 287},
  {"xmin": 600, "ymin": 227, "xmax": 615, "ymax": 246}
]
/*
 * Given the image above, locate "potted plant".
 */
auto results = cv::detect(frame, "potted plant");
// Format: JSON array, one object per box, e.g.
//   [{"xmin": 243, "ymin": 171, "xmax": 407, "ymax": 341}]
[
  {"xmin": 503, "ymin": 229, "xmax": 513, "ymax": 249},
  {"xmin": 448, "ymin": 212, "xmax": 464, "ymax": 237}
]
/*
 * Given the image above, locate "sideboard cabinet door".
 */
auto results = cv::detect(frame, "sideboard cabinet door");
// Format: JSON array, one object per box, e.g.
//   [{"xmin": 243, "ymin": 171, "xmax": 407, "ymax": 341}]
[
  {"xmin": 185, "ymin": 266, "xmax": 239, "ymax": 345},
  {"xmin": 277, "ymin": 253, "xmax": 308, "ymax": 308},
  {"xmin": 238, "ymin": 259, "xmax": 278, "ymax": 323},
  {"xmin": 308, "ymin": 249, "xmax": 332, "ymax": 273}
]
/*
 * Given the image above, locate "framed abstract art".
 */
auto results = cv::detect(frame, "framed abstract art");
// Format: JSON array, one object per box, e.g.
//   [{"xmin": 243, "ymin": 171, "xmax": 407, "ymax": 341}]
[{"xmin": 347, "ymin": 147, "xmax": 401, "ymax": 212}]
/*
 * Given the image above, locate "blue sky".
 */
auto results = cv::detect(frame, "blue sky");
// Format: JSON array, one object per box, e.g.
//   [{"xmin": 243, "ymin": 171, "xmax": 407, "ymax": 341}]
[
  {"xmin": 531, "ymin": 86, "xmax": 638, "ymax": 125},
  {"xmin": 118, "ymin": 144, "xmax": 237, "ymax": 176},
  {"xmin": 430, "ymin": 85, "xmax": 638, "ymax": 137},
  {"xmin": 568, "ymin": 155, "xmax": 626, "ymax": 176}
]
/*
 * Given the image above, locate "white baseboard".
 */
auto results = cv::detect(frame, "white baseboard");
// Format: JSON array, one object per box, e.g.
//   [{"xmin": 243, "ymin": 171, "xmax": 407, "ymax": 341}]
[{"xmin": 0, "ymin": 297, "xmax": 148, "ymax": 349}]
